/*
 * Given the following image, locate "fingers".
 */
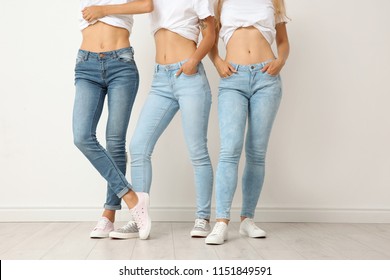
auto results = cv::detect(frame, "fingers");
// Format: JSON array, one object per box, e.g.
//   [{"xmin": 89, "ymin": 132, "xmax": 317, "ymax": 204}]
[
  {"xmin": 82, "ymin": 8, "xmax": 97, "ymax": 22},
  {"xmin": 228, "ymin": 64, "xmax": 237, "ymax": 73},
  {"xmin": 82, "ymin": 10, "xmax": 90, "ymax": 21},
  {"xmin": 222, "ymin": 65, "xmax": 236, "ymax": 78},
  {"xmin": 261, "ymin": 63, "xmax": 270, "ymax": 73},
  {"xmin": 175, "ymin": 68, "xmax": 183, "ymax": 77}
]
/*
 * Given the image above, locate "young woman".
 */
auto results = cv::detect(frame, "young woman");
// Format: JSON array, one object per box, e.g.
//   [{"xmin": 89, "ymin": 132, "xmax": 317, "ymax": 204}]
[
  {"xmin": 206, "ymin": 0, "xmax": 290, "ymax": 245},
  {"xmin": 85, "ymin": 0, "xmax": 216, "ymax": 239},
  {"xmin": 74, "ymin": 0, "xmax": 153, "ymax": 240}
]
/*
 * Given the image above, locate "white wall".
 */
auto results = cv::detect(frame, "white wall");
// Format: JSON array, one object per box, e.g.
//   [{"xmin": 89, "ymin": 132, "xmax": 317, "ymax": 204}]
[{"xmin": 1, "ymin": 0, "xmax": 389, "ymax": 223}]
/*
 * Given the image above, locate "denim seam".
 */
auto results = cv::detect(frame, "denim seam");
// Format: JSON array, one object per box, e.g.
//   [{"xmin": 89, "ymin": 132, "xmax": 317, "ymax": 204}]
[
  {"xmin": 200, "ymin": 73, "xmax": 213, "ymax": 218},
  {"xmin": 90, "ymin": 88, "xmax": 132, "ymax": 196},
  {"xmin": 141, "ymin": 92, "xmax": 177, "ymax": 191}
]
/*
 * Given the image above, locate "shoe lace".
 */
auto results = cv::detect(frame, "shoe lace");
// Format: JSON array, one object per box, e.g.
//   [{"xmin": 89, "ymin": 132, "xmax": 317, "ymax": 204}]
[
  {"xmin": 194, "ymin": 219, "xmax": 207, "ymax": 229},
  {"xmin": 95, "ymin": 218, "xmax": 109, "ymax": 230},
  {"xmin": 132, "ymin": 207, "xmax": 145, "ymax": 229},
  {"xmin": 212, "ymin": 223, "xmax": 226, "ymax": 235},
  {"xmin": 121, "ymin": 221, "xmax": 137, "ymax": 231},
  {"xmin": 247, "ymin": 219, "xmax": 260, "ymax": 229}
]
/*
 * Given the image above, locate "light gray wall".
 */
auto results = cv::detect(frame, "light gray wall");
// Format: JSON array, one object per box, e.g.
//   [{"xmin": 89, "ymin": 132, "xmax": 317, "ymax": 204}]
[{"xmin": 1, "ymin": 0, "xmax": 389, "ymax": 222}]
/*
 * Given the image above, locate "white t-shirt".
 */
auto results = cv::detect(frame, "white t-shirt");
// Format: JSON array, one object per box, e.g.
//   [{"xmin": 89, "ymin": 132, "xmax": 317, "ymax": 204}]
[
  {"xmin": 150, "ymin": 0, "xmax": 214, "ymax": 44},
  {"xmin": 79, "ymin": 0, "xmax": 134, "ymax": 34},
  {"xmin": 219, "ymin": 0, "xmax": 289, "ymax": 46}
]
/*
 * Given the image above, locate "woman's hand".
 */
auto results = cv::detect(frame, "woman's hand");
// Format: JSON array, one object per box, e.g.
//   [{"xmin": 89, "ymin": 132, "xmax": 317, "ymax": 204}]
[
  {"xmin": 176, "ymin": 58, "xmax": 199, "ymax": 76},
  {"xmin": 215, "ymin": 58, "xmax": 237, "ymax": 78},
  {"xmin": 82, "ymin": 6, "xmax": 106, "ymax": 22},
  {"xmin": 261, "ymin": 58, "xmax": 285, "ymax": 76}
]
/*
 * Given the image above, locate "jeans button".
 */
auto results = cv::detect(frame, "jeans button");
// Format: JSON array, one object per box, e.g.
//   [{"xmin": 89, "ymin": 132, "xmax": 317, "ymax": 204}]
[{"xmin": 99, "ymin": 53, "xmax": 105, "ymax": 58}]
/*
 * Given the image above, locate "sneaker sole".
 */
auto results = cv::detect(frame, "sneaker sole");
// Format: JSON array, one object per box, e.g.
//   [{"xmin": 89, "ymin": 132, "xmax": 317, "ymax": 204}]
[
  {"xmin": 89, "ymin": 233, "xmax": 110, "ymax": 238},
  {"xmin": 205, "ymin": 237, "xmax": 227, "ymax": 245},
  {"xmin": 109, "ymin": 232, "xmax": 139, "ymax": 239},
  {"xmin": 191, "ymin": 230, "xmax": 210, "ymax": 238},
  {"xmin": 239, "ymin": 230, "xmax": 266, "ymax": 238}
]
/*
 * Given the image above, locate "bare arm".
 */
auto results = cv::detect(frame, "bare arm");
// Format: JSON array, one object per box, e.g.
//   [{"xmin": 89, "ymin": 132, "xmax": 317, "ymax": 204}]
[
  {"xmin": 208, "ymin": 27, "xmax": 222, "ymax": 66},
  {"xmin": 176, "ymin": 16, "xmax": 215, "ymax": 76},
  {"xmin": 208, "ymin": 20, "xmax": 236, "ymax": 78},
  {"xmin": 83, "ymin": 0, "xmax": 153, "ymax": 22},
  {"xmin": 261, "ymin": 23, "xmax": 290, "ymax": 75}
]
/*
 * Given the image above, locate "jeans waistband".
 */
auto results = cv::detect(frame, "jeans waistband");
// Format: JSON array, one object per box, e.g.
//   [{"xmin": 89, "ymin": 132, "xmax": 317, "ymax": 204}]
[
  {"xmin": 230, "ymin": 59, "xmax": 274, "ymax": 72},
  {"xmin": 77, "ymin": 46, "xmax": 134, "ymax": 60},
  {"xmin": 155, "ymin": 59, "xmax": 203, "ymax": 72}
]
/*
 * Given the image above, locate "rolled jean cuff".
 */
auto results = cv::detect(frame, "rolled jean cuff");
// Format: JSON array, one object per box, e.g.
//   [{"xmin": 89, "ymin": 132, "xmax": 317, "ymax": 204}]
[
  {"xmin": 240, "ymin": 212, "xmax": 254, "ymax": 219},
  {"xmin": 117, "ymin": 185, "xmax": 131, "ymax": 199},
  {"xmin": 104, "ymin": 203, "xmax": 122, "ymax": 210},
  {"xmin": 216, "ymin": 215, "xmax": 230, "ymax": 220},
  {"xmin": 197, "ymin": 216, "xmax": 210, "ymax": 220}
]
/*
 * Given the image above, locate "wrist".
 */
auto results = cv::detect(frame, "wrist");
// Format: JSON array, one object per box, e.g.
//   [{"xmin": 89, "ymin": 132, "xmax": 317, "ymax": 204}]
[
  {"xmin": 277, "ymin": 57, "xmax": 287, "ymax": 65},
  {"xmin": 102, "ymin": 6, "xmax": 108, "ymax": 17},
  {"xmin": 186, "ymin": 57, "xmax": 200, "ymax": 67},
  {"xmin": 213, "ymin": 56, "xmax": 224, "ymax": 67}
]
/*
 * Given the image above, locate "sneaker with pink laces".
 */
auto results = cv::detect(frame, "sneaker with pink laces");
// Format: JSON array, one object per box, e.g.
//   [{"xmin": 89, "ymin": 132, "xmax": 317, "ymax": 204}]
[
  {"xmin": 90, "ymin": 217, "xmax": 114, "ymax": 238},
  {"xmin": 130, "ymin": 192, "xmax": 151, "ymax": 240}
]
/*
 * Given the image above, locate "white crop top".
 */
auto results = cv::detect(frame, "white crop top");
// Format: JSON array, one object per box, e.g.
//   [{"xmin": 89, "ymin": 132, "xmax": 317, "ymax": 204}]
[
  {"xmin": 150, "ymin": 0, "xmax": 214, "ymax": 44},
  {"xmin": 79, "ymin": 0, "xmax": 134, "ymax": 34},
  {"xmin": 220, "ymin": 0, "xmax": 289, "ymax": 46}
]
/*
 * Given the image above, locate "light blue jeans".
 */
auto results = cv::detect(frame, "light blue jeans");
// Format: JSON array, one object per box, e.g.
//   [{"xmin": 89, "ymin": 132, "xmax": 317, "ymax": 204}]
[
  {"xmin": 215, "ymin": 61, "xmax": 282, "ymax": 220},
  {"xmin": 73, "ymin": 47, "xmax": 139, "ymax": 210},
  {"xmin": 130, "ymin": 60, "xmax": 213, "ymax": 219}
]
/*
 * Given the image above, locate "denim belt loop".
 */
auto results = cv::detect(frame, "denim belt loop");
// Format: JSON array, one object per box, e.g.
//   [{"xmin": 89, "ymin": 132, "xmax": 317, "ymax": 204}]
[
  {"xmin": 85, "ymin": 51, "xmax": 90, "ymax": 61},
  {"xmin": 155, "ymin": 64, "xmax": 159, "ymax": 73}
]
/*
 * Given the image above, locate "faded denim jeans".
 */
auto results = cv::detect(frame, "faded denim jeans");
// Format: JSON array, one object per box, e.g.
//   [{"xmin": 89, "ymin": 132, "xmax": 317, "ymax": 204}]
[
  {"xmin": 130, "ymin": 60, "xmax": 213, "ymax": 219},
  {"xmin": 215, "ymin": 60, "xmax": 282, "ymax": 220},
  {"xmin": 73, "ymin": 47, "xmax": 139, "ymax": 209}
]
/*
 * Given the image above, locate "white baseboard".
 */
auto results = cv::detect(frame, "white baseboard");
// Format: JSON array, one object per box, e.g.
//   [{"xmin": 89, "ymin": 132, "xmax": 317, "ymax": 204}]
[{"xmin": 1, "ymin": 207, "xmax": 390, "ymax": 223}]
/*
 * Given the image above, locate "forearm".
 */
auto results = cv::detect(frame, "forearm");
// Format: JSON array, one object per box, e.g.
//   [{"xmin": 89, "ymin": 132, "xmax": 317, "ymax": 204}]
[
  {"xmin": 102, "ymin": 0, "xmax": 153, "ymax": 16},
  {"xmin": 187, "ymin": 17, "xmax": 216, "ymax": 65},
  {"xmin": 275, "ymin": 23, "xmax": 290, "ymax": 64},
  {"xmin": 208, "ymin": 30, "xmax": 223, "ymax": 65},
  {"xmin": 208, "ymin": 45, "xmax": 221, "ymax": 65},
  {"xmin": 276, "ymin": 40, "xmax": 289, "ymax": 64},
  {"xmin": 189, "ymin": 34, "xmax": 215, "ymax": 65}
]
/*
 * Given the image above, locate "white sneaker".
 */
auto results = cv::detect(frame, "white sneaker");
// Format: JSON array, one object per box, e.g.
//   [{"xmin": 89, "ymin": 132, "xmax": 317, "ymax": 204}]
[
  {"xmin": 130, "ymin": 192, "xmax": 151, "ymax": 240},
  {"xmin": 190, "ymin": 219, "xmax": 211, "ymax": 237},
  {"xmin": 205, "ymin": 222, "xmax": 228, "ymax": 245},
  {"xmin": 89, "ymin": 217, "xmax": 114, "ymax": 238},
  {"xmin": 109, "ymin": 221, "xmax": 139, "ymax": 239},
  {"xmin": 239, "ymin": 218, "xmax": 266, "ymax": 238}
]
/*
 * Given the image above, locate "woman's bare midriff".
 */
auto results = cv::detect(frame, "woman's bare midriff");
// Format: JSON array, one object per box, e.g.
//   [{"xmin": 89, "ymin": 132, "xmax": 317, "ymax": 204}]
[
  {"xmin": 80, "ymin": 22, "xmax": 130, "ymax": 52},
  {"xmin": 226, "ymin": 27, "xmax": 275, "ymax": 65},
  {"xmin": 154, "ymin": 29, "xmax": 197, "ymax": 64}
]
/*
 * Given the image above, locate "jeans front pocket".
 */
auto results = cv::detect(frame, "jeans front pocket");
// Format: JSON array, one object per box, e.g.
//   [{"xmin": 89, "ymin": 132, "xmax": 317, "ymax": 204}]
[
  {"xmin": 75, "ymin": 53, "xmax": 85, "ymax": 65},
  {"xmin": 117, "ymin": 51, "xmax": 134, "ymax": 64},
  {"xmin": 181, "ymin": 70, "xmax": 200, "ymax": 78},
  {"xmin": 220, "ymin": 73, "xmax": 238, "ymax": 81}
]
